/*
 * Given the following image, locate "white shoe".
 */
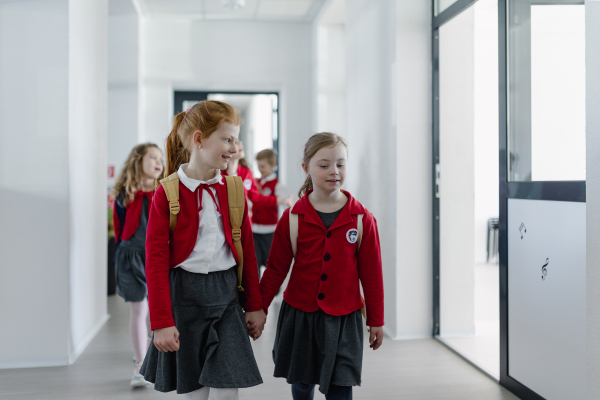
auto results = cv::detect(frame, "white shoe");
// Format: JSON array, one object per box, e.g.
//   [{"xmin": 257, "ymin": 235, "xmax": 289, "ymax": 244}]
[{"xmin": 130, "ymin": 363, "xmax": 149, "ymax": 387}]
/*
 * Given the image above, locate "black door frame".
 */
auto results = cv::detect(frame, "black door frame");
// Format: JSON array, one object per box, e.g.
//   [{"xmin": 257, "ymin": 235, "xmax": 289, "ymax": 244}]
[
  {"xmin": 173, "ymin": 90, "xmax": 281, "ymax": 174},
  {"xmin": 432, "ymin": 1, "xmax": 586, "ymax": 399}
]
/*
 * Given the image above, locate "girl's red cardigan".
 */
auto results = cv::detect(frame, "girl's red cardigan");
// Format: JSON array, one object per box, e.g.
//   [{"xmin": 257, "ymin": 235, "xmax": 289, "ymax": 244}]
[
  {"xmin": 259, "ymin": 190, "xmax": 384, "ymax": 327},
  {"xmin": 145, "ymin": 180, "xmax": 262, "ymax": 331}
]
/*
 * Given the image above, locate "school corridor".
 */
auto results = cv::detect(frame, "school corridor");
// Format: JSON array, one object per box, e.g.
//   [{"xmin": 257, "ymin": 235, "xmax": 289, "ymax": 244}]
[{"xmin": 1, "ymin": 0, "xmax": 600, "ymax": 399}]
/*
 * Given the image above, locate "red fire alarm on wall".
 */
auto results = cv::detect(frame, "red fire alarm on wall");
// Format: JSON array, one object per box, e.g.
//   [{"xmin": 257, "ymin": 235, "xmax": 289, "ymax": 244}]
[{"xmin": 108, "ymin": 165, "xmax": 115, "ymax": 178}]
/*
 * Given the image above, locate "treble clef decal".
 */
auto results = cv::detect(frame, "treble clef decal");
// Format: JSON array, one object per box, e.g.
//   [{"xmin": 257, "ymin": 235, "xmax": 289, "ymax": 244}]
[{"xmin": 541, "ymin": 258, "xmax": 549, "ymax": 281}]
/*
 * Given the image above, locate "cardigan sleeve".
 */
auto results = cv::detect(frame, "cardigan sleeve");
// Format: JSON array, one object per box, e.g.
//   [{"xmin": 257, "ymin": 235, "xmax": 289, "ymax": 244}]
[
  {"xmin": 145, "ymin": 186, "xmax": 176, "ymax": 331},
  {"xmin": 246, "ymin": 174, "xmax": 278, "ymax": 208},
  {"xmin": 239, "ymin": 198, "xmax": 263, "ymax": 312},
  {"xmin": 259, "ymin": 208, "xmax": 294, "ymax": 314},
  {"xmin": 113, "ymin": 196, "xmax": 126, "ymax": 244},
  {"xmin": 357, "ymin": 211, "xmax": 385, "ymax": 327}
]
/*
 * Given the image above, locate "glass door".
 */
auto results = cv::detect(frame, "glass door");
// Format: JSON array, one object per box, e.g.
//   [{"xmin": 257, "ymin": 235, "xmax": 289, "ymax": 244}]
[
  {"xmin": 432, "ymin": 0, "xmax": 500, "ymax": 379},
  {"xmin": 500, "ymin": 1, "xmax": 586, "ymax": 398}
]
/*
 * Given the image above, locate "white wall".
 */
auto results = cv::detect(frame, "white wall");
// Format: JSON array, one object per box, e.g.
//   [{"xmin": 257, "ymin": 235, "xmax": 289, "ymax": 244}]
[
  {"xmin": 345, "ymin": 0, "xmax": 398, "ymax": 337},
  {"xmin": 586, "ymin": 1, "xmax": 600, "ymax": 398},
  {"xmin": 439, "ymin": 6, "xmax": 475, "ymax": 337},
  {"xmin": 342, "ymin": 0, "xmax": 431, "ymax": 339},
  {"xmin": 316, "ymin": 23, "xmax": 346, "ymax": 134},
  {"xmin": 0, "ymin": 0, "xmax": 71, "ymax": 368},
  {"xmin": 108, "ymin": 2, "xmax": 140, "ymax": 189},
  {"xmin": 68, "ymin": 0, "xmax": 109, "ymax": 363},
  {"xmin": 139, "ymin": 19, "xmax": 313, "ymax": 193},
  {"xmin": 0, "ymin": 0, "xmax": 109, "ymax": 368},
  {"xmin": 394, "ymin": 0, "xmax": 433, "ymax": 339}
]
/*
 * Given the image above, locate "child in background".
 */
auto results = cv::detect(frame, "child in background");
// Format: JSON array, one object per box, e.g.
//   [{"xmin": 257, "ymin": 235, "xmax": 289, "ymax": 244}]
[
  {"xmin": 260, "ymin": 132, "xmax": 385, "ymax": 400},
  {"xmin": 223, "ymin": 140, "xmax": 293, "ymax": 218},
  {"xmin": 112, "ymin": 143, "xmax": 164, "ymax": 386},
  {"xmin": 251, "ymin": 149, "xmax": 288, "ymax": 276}
]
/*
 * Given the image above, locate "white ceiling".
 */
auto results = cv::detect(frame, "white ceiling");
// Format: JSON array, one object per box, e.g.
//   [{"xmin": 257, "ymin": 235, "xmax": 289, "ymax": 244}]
[{"xmin": 133, "ymin": 0, "xmax": 328, "ymax": 22}]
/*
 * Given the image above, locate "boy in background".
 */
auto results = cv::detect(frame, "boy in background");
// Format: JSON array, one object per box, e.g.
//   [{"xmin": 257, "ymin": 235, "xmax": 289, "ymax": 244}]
[{"xmin": 252, "ymin": 149, "xmax": 288, "ymax": 278}]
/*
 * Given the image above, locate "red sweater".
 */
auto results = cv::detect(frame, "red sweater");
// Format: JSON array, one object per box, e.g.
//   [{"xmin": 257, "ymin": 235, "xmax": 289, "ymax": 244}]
[
  {"xmin": 113, "ymin": 191, "xmax": 154, "ymax": 243},
  {"xmin": 145, "ymin": 180, "xmax": 262, "ymax": 331},
  {"xmin": 260, "ymin": 190, "xmax": 384, "ymax": 327},
  {"xmin": 222, "ymin": 164, "xmax": 277, "ymax": 208},
  {"xmin": 252, "ymin": 177, "xmax": 279, "ymax": 226}
]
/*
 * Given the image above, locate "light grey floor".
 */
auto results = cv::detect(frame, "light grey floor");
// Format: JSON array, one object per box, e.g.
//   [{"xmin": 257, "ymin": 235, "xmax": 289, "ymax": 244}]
[
  {"xmin": 0, "ymin": 295, "xmax": 519, "ymax": 400},
  {"xmin": 440, "ymin": 262, "xmax": 500, "ymax": 379}
]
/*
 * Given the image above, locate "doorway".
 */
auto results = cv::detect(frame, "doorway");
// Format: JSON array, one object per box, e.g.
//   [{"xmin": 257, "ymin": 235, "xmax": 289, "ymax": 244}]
[
  {"xmin": 432, "ymin": 0, "xmax": 500, "ymax": 380},
  {"xmin": 174, "ymin": 91, "xmax": 280, "ymax": 177},
  {"xmin": 432, "ymin": 0, "xmax": 587, "ymax": 398}
]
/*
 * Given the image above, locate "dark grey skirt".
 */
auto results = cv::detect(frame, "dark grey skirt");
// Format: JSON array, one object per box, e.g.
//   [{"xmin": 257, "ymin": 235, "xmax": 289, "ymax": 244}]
[
  {"xmin": 273, "ymin": 300, "xmax": 363, "ymax": 395},
  {"xmin": 140, "ymin": 267, "xmax": 263, "ymax": 394},
  {"xmin": 114, "ymin": 242, "xmax": 147, "ymax": 302}
]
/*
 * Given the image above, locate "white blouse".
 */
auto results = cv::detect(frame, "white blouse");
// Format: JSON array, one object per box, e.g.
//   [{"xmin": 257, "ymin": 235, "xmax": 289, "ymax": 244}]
[{"xmin": 175, "ymin": 164, "xmax": 237, "ymax": 274}]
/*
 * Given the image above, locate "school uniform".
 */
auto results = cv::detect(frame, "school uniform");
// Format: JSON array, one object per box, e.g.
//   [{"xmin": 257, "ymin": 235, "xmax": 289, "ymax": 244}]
[
  {"xmin": 252, "ymin": 173, "xmax": 287, "ymax": 268},
  {"xmin": 113, "ymin": 191, "xmax": 154, "ymax": 302},
  {"xmin": 222, "ymin": 164, "xmax": 278, "ymax": 211},
  {"xmin": 140, "ymin": 165, "xmax": 263, "ymax": 394},
  {"xmin": 260, "ymin": 190, "xmax": 384, "ymax": 396}
]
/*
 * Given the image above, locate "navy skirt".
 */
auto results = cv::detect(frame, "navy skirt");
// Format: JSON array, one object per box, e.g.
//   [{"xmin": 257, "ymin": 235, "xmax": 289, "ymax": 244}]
[
  {"xmin": 272, "ymin": 300, "xmax": 363, "ymax": 394},
  {"xmin": 141, "ymin": 267, "xmax": 263, "ymax": 394}
]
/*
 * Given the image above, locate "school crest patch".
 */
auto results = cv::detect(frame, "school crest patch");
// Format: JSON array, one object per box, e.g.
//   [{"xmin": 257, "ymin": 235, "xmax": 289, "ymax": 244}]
[
  {"xmin": 346, "ymin": 228, "xmax": 358, "ymax": 244},
  {"xmin": 263, "ymin": 187, "xmax": 272, "ymax": 196},
  {"xmin": 244, "ymin": 179, "xmax": 252, "ymax": 190}
]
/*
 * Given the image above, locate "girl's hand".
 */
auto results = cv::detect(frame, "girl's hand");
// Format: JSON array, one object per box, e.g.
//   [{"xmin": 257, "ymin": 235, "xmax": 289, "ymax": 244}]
[
  {"xmin": 277, "ymin": 195, "xmax": 294, "ymax": 208},
  {"xmin": 245, "ymin": 310, "xmax": 267, "ymax": 340},
  {"xmin": 369, "ymin": 327, "xmax": 384, "ymax": 350},
  {"xmin": 153, "ymin": 326, "xmax": 180, "ymax": 352}
]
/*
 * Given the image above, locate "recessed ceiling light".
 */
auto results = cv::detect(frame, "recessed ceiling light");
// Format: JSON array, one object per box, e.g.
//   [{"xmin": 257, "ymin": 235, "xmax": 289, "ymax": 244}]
[{"xmin": 222, "ymin": 0, "xmax": 245, "ymax": 10}]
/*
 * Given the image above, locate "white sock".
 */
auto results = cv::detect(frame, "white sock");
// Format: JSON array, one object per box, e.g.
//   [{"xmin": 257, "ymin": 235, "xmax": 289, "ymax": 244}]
[
  {"xmin": 184, "ymin": 387, "xmax": 210, "ymax": 400},
  {"xmin": 210, "ymin": 388, "xmax": 239, "ymax": 400}
]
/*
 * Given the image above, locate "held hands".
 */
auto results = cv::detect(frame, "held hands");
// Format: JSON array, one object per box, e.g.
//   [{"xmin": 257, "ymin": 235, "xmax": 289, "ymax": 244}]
[
  {"xmin": 369, "ymin": 327, "xmax": 384, "ymax": 350},
  {"xmin": 245, "ymin": 310, "xmax": 267, "ymax": 341},
  {"xmin": 277, "ymin": 195, "xmax": 294, "ymax": 208},
  {"xmin": 153, "ymin": 326, "xmax": 180, "ymax": 352}
]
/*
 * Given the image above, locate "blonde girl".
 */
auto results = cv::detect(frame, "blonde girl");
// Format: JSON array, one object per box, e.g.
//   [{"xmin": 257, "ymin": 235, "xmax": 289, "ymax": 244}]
[
  {"xmin": 112, "ymin": 142, "xmax": 164, "ymax": 386},
  {"xmin": 260, "ymin": 132, "xmax": 385, "ymax": 400}
]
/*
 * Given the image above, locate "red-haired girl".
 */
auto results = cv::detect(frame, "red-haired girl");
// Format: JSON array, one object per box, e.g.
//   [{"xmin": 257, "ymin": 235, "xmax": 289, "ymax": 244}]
[
  {"xmin": 112, "ymin": 142, "xmax": 164, "ymax": 386},
  {"xmin": 141, "ymin": 101, "xmax": 265, "ymax": 400},
  {"xmin": 260, "ymin": 132, "xmax": 385, "ymax": 400}
]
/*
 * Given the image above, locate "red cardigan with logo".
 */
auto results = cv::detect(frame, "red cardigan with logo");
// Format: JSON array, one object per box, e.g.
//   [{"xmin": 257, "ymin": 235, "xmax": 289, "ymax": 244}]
[
  {"xmin": 145, "ymin": 180, "xmax": 262, "ymax": 331},
  {"xmin": 259, "ymin": 190, "xmax": 384, "ymax": 327}
]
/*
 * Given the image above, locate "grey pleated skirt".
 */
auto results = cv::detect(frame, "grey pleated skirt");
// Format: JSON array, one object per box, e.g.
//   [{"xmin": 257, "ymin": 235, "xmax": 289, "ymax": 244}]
[
  {"xmin": 272, "ymin": 300, "xmax": 363, "ymax": 395},
  {"xmin": 114, "ymin": 241, "xmax": 147, "ymax": 302},
  {"xmin": 140, "ymin": 267, "xmax": 263, "ymax": 394}
]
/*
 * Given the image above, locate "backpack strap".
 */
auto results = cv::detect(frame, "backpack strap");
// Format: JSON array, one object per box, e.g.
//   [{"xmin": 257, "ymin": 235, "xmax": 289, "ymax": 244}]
[
  {"xmin": 160, "ymin": 172, "xmax": 180, "ymax": 236},
  {"xmin": 289, "ymin": 211, "xmax": 299, "ymax": 257},
  {"xmin": 225, "ymin": 175, "xmax": 245, "ymax": 293},
  {"xmin": 357, "ymin": 214, "xmax": 364, "ymax": 252}
]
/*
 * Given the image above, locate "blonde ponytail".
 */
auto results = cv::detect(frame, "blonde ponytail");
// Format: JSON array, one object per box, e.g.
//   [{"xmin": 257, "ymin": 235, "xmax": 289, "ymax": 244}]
[{"xmin": 298, "ymin": 175, "xmax": 313, "ymax": 199}]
